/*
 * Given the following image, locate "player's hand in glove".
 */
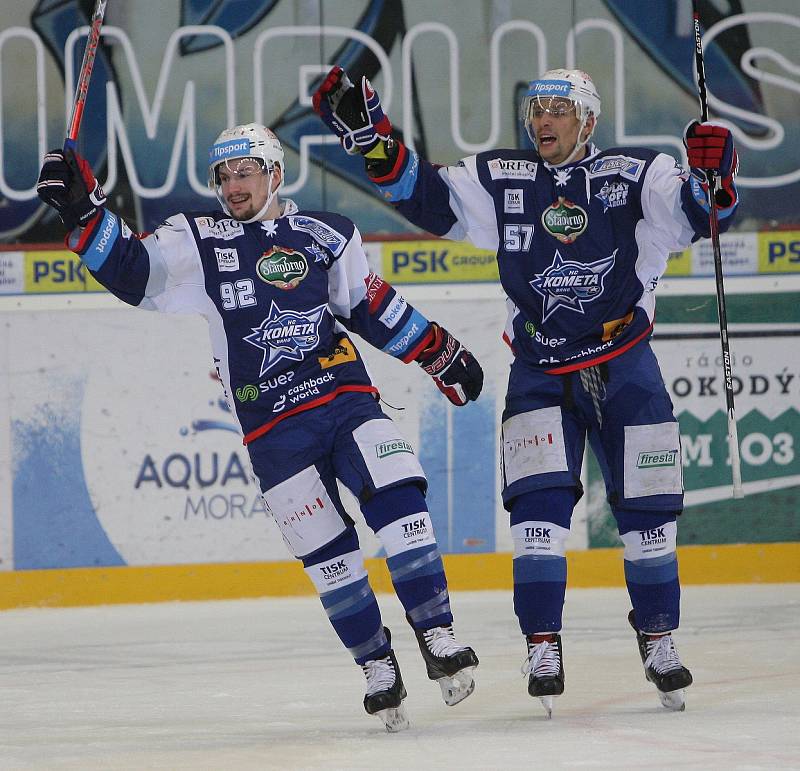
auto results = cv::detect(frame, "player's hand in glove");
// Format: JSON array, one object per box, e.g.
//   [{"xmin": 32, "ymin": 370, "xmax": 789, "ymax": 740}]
[
  {"xmin": 415, "ymin": 323, "xmax": 483, "ymax": 406},
  {"xmin": 36, "ymin": 148, "xmax": 106, "ymax": 231},
  {"xmin": 312, "ymin": 66, "xmax": 393, "ymax": 155},
  {"xmin": 683, "ymin": 121, "xmax": 738, "ymax": 207}
]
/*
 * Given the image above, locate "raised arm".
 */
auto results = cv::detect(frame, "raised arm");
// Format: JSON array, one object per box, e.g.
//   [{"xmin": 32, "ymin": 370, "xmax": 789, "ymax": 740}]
[{"xmin": 313, "ymin": 66, "xmax": 499, "ymax": 250}]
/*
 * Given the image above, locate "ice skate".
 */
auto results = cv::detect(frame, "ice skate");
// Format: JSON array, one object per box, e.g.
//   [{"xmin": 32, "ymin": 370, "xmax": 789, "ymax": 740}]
[
  {"xmin": 628, "ymin": 611, "xmax": 693, "ymax": 711},
  {"xmin": 413, "ymin": 624, "xmax": 479, "ymax": 706},
  {"xmin": 362, "ymin": 629, "xmax": 410, "ymax": 732},
  {"xmin": 521, "ymin": 632, "xmax": 564, "ymax": 718}
]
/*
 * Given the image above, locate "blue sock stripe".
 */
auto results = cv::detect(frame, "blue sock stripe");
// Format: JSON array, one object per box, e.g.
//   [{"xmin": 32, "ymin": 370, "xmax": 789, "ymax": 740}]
[
  {"xmin": 624, "ymin": 555, "xmax": 679, "ymax": 586},
  {"xmin": 350, "ymin": 626, "xmax": 389, "ymax": 661},
  {"xmin": 513, "ymin": 554, "xmax": 567, "ymax": 583},
  {"xmin": 388, "ymin": 547, "xmax": 443, "ymax": 582},
  {"xmin": 321, "ymin": 578, "xmax": 374, "ymax": 620},
  {"xmin": 407, "ymin": 590, "xmax": 451, "ymax": 625}
]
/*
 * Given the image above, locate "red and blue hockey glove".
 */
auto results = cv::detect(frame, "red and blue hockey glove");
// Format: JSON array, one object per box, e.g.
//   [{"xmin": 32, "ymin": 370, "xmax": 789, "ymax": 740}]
[
  {"xmin": 312, "ymin": 66, "xmax": 393, "ymax": 155},
  {"xmin": 415, "ymin": 323, "xmax": 483, "ymax": 406},
  {"xmin": 37, "ymin": 148, "xmax": 106, "ymax": 231},
  {"xmin": 683, "ymin": 121, "xmax": 738, "ymax": 208}
]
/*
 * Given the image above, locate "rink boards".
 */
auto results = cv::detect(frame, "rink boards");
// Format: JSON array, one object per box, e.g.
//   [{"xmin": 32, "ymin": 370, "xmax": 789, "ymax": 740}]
[{"xmin": 0, "ymin": 271, "xmax": 798, "ymax": 608}]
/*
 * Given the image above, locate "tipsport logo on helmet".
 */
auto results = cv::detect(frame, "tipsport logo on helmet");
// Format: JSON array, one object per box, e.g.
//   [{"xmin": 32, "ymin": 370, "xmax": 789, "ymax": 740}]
[
  {"xmin": 209, "ymin": 138, "xmax": 252, "ymax": 165},
  {"xmin": 530, "ymin": 249, "xmax": 617, "ymax": 322},
  {"xmin": 243, "ymin": 301, "xmax": 328, "ymax": 376},
  {"xmin": 528, "ymin": 79, "xmax": 572, "ymax": 98}
]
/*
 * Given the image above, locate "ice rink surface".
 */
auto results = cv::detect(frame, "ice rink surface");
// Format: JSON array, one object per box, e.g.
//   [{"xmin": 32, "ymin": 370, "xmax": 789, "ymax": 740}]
[{"xmin": 1, "ymin": 584, "xmax": 798, "ymax": 770}]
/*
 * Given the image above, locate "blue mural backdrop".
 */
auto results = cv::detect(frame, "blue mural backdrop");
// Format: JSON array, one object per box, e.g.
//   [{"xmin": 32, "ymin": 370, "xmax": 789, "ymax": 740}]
[{"xmin": 1, "ymin": 0, "xmax": 798, "ymax": 241}]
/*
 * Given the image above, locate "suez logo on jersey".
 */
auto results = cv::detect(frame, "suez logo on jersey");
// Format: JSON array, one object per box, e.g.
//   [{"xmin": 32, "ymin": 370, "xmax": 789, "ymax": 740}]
[
  {"xmin": 195, "ymin": 216, "xmax": 244, "ymax": 241},
  {"xmin": 487, "ymin": 158, "xmax": 538, "ymax": 181}
]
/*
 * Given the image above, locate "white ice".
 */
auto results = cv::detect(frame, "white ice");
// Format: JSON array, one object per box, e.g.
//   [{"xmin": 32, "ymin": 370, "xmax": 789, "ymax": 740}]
[{"xmin": 1, "ymin": 584, "xmax": 798, "ymax": 770}]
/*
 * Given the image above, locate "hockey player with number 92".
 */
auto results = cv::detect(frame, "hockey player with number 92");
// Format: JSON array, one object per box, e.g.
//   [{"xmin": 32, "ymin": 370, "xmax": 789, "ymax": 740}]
[
  {"xmin": 313, "ymin": 66, "xmax": 740, "ymax": 716},
  {"xmin": 35, "ymin": 125, "xmax": 484, "ymax": 732}
]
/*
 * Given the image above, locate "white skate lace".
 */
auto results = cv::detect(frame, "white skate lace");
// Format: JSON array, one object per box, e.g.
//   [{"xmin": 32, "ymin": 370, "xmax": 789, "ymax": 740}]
[
  {"xmin": 422, "ymin": 625, "xmax": 469, "ymax": 659},
  {"xmin": 644, "ymin": 634, "xmax": 683, "ymax": 675},
  {"xmin": 521, "ymin": 640, "xmax": 560, "ymax": 678},
  {"xmin": 362, "ymin": 656, "xmax": 396, "ymax": 696}
]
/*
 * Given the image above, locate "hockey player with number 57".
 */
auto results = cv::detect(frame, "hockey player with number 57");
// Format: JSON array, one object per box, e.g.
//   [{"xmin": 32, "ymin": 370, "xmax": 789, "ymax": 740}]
[
  {"xmin": 36, "ymin": 124, "xmax": 483, "ymax": 732},
  {"xmin": 314, "ymin": 66, "xmax": 740, "ymax": 715}
]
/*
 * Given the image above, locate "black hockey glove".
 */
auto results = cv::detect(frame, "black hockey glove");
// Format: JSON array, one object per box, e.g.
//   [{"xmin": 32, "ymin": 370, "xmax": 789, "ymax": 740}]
[
  {"xmin": 37, "ymin": 148, "xmax": 106, "ymax": 231},
  {"xmin": 415, "ymin": 323, "xmax": 483, "ymax": 406},
  {"xmin": 312, "ymin": 65, "xmax": 393, "ymax": 155}
]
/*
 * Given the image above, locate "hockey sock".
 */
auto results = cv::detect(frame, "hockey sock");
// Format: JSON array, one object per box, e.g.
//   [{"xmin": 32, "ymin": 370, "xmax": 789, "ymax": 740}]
[
  {"xmin": 362, "ymin": 484, "xmax": 453, "ymax": 629},
  {"xmin": 615, "ymin": 509, "xmax": 680, "ymax": 632},
  {"xmin": 510, "ymin": 488, "xmax": 574, "ymax": 634},
  {"xmin": 303, "ymin": 528, "xmax": 389, "ymax": 664}
]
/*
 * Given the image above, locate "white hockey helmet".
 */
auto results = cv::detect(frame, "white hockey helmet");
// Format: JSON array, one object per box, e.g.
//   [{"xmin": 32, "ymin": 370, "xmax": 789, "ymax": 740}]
[
  {"xmin": 208, "ymin": 123, "xmax": 284, "ymax": 220},
  {"xmin": 520, "ymin": 69, "xmax": 602, "ymax": 165}
]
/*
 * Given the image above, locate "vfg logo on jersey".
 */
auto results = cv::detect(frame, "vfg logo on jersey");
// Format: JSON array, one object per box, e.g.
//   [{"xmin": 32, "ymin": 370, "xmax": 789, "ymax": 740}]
[
  {"xmin": 488, "ymin": 158, "xmax": 538, "ymax": 181},
  {"xmin": 541, "ymin": 197, "xmax": 588, "ymax": 243},
  {"xmin": 595, "ymin": 180, "xmax": 629, "ymax": 212},
  {"xmin": 256, "ymin": 247, "xmax": 308, "ymax": 289},
  {"xmin": 530, "ymin": 249, "xmax": 617, "ymax": 322},
  {"xmin": 244, "ymin": 301, "xmax": 327, "ymax": 376}
]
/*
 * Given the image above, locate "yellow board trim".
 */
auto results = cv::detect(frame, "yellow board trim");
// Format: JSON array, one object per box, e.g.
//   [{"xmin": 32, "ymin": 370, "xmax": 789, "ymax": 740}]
[{"xmin": 1, "ymin": 542, "xmax": 798, "ymax": 610}]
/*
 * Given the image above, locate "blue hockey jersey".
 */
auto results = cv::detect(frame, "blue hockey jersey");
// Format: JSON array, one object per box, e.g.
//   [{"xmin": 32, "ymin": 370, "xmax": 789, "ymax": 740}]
[
  {"xmin": 68, "ymin": 199, "xmax": 433, "ymax": 443},
  {"xmin": 376, "ymin": 142, "xmax": 737, "ymax": 373}
]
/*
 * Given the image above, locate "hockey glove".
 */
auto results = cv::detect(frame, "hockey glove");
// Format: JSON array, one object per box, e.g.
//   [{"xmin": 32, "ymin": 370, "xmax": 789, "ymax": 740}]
[
  {"xmin": 37, "ymin": 148, "xmax": 106, "ymax": 231},
  {"xmin": 415, "ymin": 323, "xmax": 483, "ymax": 407},
  {"xmin": 683, "ymin": 121, "xmax": 738, "ymax": 208},
  {"xmin": 312, "ymin": 66, "xmax": 393, "ymax": 155}
]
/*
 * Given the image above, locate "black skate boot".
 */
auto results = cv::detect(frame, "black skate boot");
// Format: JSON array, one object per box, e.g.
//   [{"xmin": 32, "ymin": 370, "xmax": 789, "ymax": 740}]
[
  {"xmin": 413, "ymin": 624, "xmax": 479, "ymax": 706},
  {"xmin": 522, "ymin": 632, "xmax": 564, "ymax": 718},
  {"xmin": 628, "ymin": 610, "xmax": 693, "ymax": 711},
  {"xmin": 362, "ymin": 628, "xmax": 409, "ymax": 732}
]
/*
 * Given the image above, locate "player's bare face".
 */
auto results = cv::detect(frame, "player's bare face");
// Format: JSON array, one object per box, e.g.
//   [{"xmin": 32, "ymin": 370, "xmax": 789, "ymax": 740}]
[
  {"xmin": 218, "ymin": 158, "xmax": 271, "ymax": 220},
  {"xmin": 529, "ymin": 97, "xmax": 587, "ymax": 165}
]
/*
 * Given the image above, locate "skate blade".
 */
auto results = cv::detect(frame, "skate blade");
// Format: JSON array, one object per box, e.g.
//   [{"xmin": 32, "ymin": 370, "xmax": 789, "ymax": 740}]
[
  {"xmin": 437, "ymin": 666, "xmax": 476, "ymax": 706},
  {"xmin": 658, "ymin": 689, "xmax": 686, "ymax": 711},
  {"xmin": 375, "ymin": 705, "xmax": 411, "ymax": 732},
  {"xmin": 538, "ymin": 695, "xmax": 555, "ymax": 719}
]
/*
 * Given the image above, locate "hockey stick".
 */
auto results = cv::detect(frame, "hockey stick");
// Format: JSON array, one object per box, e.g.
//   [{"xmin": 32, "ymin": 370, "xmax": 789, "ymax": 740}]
[
  {"xmin": 64, "ymin": 0, "xmax": 108, "ymax": 151},
  {"xmin": 692, "ymin": 0, "xmax": 744, "ymax": 499}
]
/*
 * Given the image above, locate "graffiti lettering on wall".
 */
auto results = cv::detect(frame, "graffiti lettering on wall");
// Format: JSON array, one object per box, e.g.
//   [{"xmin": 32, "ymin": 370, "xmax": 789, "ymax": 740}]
[{"xmin": 1, "ymin": 1, "xmax": 799, "ymax": 240}]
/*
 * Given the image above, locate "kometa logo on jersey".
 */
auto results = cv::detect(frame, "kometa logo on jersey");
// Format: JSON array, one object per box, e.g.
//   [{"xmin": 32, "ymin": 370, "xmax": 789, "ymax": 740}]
[
  {"xmin": 530, "ymin": 249, "xmax": 617, "ymax": 321},
  {"xmin": 541, "ymin": 197, "xmax": 588, "ymax": 243},
  {"xmin": 256, "ymin": 247, "xmax": 308, "ymax": 289},
  {"xmin": 243, "ymin": 301, "xmax": 328, "ymax": 376}
]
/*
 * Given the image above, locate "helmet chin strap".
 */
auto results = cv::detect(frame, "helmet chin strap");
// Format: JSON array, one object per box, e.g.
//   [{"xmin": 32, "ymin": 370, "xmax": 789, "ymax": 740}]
[
  {"xmin": 217, "ymin": 166, "xmax": 282, "ymax": 222},
  {"xmin": 549, "ymin": 115, "xmax": 591, "ymax": 168},
  {"xmin": 238, "ymin": 170, "xmax": 280, "ymax": 223}
]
